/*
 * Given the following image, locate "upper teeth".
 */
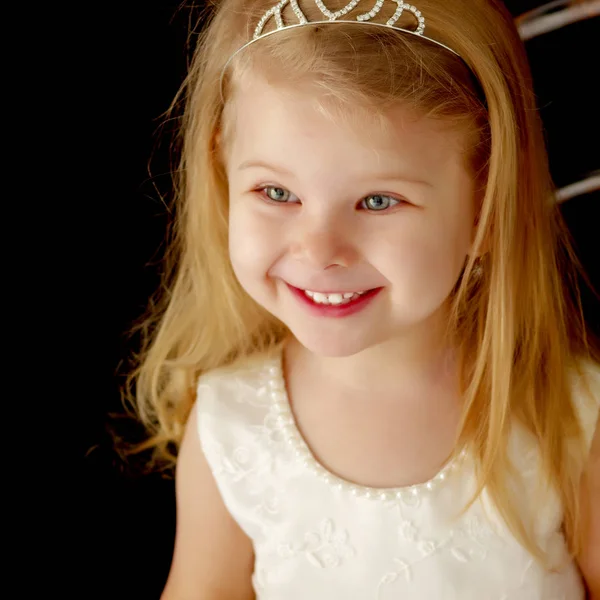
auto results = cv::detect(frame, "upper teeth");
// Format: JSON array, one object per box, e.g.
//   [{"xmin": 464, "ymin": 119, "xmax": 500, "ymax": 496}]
[{"xmin": 304, "ymin": 290, "xmax": 365, "ymax": 305}]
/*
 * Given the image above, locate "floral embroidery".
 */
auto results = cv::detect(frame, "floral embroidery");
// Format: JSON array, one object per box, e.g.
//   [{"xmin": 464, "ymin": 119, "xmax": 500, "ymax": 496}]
[
  {"xmin": 229, "ymin": 372, "xmax": 274, "ymax": 409},
  {"xmin": 378, "ymin": 557, "xmax": 413, "ymax": 591},
  {"xmin": 447, "ymin": 514, "xmax": 498, "ymax": 562},
  {"xmin": 399, "ymin": 520, "xmax": 418, "ymax": 542},
  {"xmin": 277, "ymin": 519, "xmax": 355, "ymax": 568},
  {"xmin": 418, "ymin": 539, "xmax": 437, "ymax": 557},
  {"xmin": 377, "ymin": 508, "xmax": 504, "ymax": 597},
  {"xmin": 249, "ymin": 400, "xmax": 288, "ymax": 447}
]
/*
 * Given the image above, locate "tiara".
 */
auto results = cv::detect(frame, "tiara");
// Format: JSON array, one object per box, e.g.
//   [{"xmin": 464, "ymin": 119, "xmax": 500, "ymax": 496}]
[
  {"xmin": 255, "ymin": 0, "xmax": 428, "ymax": 39},
  {"xmin": 221, "ymin": 0, "xmax": 463, "ymax": 95}
]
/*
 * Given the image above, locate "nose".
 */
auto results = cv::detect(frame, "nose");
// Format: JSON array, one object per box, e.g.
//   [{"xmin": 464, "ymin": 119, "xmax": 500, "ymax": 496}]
[{"xmin": 288, "ymin": 215, "xmax": 358, "ymax": 270}]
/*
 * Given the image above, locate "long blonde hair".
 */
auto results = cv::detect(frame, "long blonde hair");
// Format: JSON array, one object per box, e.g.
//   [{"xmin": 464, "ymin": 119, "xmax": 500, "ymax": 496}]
[{"xmin": 123, "ymin": 0, "xmax": 599, "ymax": 564}]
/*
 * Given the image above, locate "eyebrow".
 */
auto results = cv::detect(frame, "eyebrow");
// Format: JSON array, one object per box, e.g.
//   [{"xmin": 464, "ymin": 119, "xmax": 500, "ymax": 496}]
[{"xmin": 237, "ymin": 159, "xmax": 433, "ymax": 188}]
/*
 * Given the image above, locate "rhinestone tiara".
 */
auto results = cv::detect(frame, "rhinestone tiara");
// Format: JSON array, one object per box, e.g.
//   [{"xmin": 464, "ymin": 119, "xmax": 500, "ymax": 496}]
[
  {"xmin": 220, "ymin": 0, "xmax": 463, "ymax": 96},
  {"xmin": 256, "ymin": 0, "xmax": 429, "ymax": 39}
]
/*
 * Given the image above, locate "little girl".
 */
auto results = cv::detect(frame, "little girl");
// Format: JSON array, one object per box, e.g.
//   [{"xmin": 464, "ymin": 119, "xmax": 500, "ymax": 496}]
[{"xmin": 127, "ymin": 0, "xmax": 600, "ymax": 597}]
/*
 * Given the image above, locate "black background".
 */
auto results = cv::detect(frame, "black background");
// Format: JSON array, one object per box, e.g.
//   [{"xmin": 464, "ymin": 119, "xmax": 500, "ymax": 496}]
[{"xmin": 71, "ymin": 3, "xmax": 599, "ymax": 598}]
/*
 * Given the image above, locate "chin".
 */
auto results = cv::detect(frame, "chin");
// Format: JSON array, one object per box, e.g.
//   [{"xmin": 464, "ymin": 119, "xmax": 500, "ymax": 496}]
[{"xmin": 286, "ymin": 324, "xmax": 384, "ymax": 358}]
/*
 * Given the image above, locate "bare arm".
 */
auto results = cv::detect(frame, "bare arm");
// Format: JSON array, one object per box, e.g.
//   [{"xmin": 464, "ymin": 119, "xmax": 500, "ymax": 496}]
[
  {"xmin": 161, "ymin": 402, "xmax": 255, "ymax": 600},
  {"xmin": 577, "ymin": 413, "xmax": 600, "ymax": 599}
]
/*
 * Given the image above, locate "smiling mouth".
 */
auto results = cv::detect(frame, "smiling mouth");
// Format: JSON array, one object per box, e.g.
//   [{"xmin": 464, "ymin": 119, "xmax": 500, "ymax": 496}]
[
  {"xmin": 285, "ymin": 283, "xmax": 383, "ymax": 317},
  {"xmin": 302, "ymin": 289, "xmax": 368, "ymax": 306}
]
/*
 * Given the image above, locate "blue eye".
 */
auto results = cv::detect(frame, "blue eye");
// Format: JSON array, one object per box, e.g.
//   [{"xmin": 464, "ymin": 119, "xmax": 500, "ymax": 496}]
[
  {"xmin": 262, "ymin": 186, "xmax": 299, "ymax": 203},
  {"xmin": 361, "ymin": 194, "xmax": 400, "ymax": 211},
  {"xmin": 259, "ymin": 187, "xmax": 402, "ymax": 211}
]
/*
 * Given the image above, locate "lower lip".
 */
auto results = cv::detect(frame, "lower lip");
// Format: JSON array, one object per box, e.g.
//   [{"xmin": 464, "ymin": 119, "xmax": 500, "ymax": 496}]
[{"xmin": 287, "ymin": 284, "xmax": 383, "ymax": 318}]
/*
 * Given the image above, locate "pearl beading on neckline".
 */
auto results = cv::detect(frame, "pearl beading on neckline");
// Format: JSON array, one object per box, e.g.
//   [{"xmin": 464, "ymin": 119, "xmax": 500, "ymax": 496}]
[{"xmin": 266, "ymin": 360, "xmax": 466, "ymax": 502}]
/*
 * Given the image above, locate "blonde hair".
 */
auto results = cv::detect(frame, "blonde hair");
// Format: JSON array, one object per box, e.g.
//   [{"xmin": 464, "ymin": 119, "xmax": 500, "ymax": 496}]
[{"xmin": 123, "ymin": 0, "xmax": 599, "ymax": 565}]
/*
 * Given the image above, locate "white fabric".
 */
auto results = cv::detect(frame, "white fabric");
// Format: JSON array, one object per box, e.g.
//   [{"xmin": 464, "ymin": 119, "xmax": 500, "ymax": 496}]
[{"xmin": 196, "ymin": 348, "xmax": 599, "ymax": 599}]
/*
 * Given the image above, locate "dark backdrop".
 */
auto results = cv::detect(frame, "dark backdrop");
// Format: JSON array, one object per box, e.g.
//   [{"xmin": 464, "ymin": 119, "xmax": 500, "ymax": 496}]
[{"xmin": 74, "ymin": 3, "xmax": 599, "ymax": 599}]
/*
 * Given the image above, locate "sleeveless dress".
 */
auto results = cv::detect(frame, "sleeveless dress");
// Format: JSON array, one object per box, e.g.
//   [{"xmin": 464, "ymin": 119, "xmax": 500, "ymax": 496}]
[{"xmin": 195, "ymin": 348, "xmax": 599, "ymax": 599}]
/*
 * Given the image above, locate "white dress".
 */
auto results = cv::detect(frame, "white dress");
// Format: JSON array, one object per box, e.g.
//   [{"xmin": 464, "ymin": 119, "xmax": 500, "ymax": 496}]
[{"xmin": 195, "ymin": 348, "xmax": 599, "ymax": 599}]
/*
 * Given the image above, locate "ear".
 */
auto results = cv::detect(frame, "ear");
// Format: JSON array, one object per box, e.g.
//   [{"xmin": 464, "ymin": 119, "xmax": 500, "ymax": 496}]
[
  {"xmin": 468, "ymin": 199, "xmax": 491, "ymax": 259},
  {"xmin": 212, "ymin": 128, "xmax": 223, "ymax": 155}
]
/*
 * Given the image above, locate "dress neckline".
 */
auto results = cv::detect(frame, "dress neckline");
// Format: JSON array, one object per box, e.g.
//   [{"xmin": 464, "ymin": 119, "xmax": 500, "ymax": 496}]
[{"xmin": 264, "ymin": 348, "xmax": 467, "ymax": 503}]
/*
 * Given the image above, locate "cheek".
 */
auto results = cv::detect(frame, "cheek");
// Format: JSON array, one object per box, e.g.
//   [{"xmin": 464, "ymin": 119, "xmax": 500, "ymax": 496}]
[
  {"xmin": 379, "ymin": 221, "xmax": 469, "ymax": 298},
  {"xmin": 228, "ymin": 203, "xmax": 279, "ymax": 286}
]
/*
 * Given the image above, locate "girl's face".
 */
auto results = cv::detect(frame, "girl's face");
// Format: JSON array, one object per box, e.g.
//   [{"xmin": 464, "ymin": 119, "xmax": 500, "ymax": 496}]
[{"xmin": 225, "ymin": 75, "xmax": 476, "ymax": 357}]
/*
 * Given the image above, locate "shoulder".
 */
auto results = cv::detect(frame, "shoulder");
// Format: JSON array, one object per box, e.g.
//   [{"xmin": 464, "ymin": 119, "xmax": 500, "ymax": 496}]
[
  {"xmin": 196, "ymin": 352, "xmax": 274, "ymax": 404},
  {"xmin": 195, "ymin": 347, "xmax": 282, "ymax": 406},
  {"xmin": 570, "ymin": 357, "xmax": 600, "ymax": 451},
  {"xmin": 571, "ymin": 355, "xmax": 600, "ymax": 389},
  {"xmin": 193, "ymin": 349, "xmax": 281, "ymax": 451},
  {"xmin": 189, "ymin": 349, "xmax": 291, "ymax": 542},
  {"xmin": 574, "ymin": 358, "xmax": 600, "ymax": 596}
]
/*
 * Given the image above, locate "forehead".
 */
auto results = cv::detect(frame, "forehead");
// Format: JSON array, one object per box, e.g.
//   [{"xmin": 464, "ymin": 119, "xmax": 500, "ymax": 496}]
[{"xmin": 225, "ymin": 71, "xmax": 467, "ymax": 178}]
